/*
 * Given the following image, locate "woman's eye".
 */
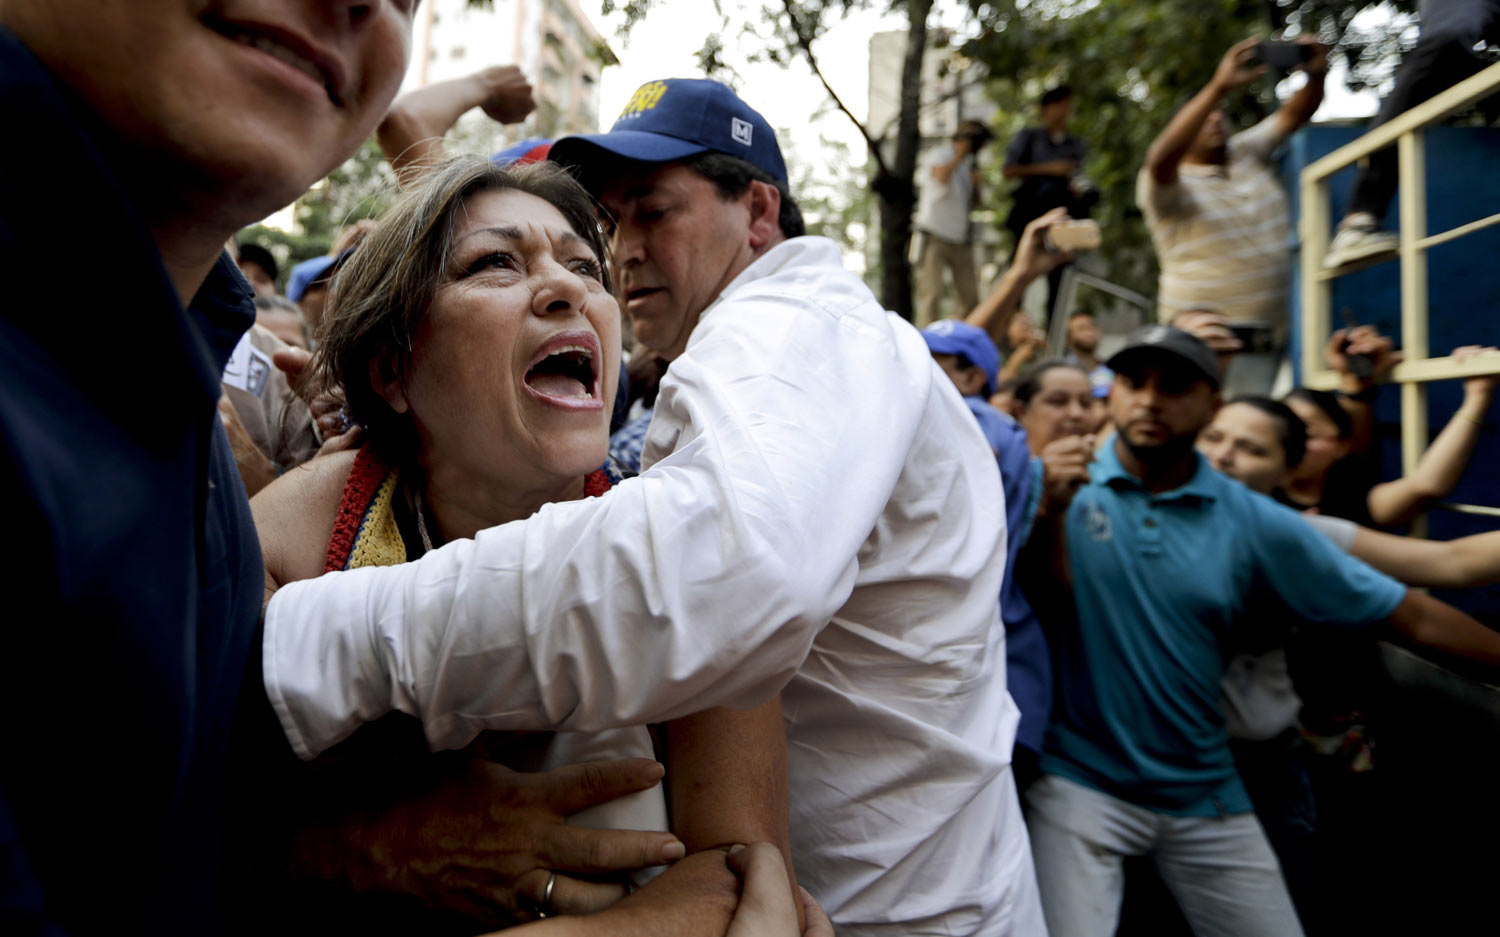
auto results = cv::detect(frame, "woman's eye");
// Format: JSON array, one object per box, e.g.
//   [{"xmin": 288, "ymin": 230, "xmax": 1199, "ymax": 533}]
[
  {"xmin": 570, "ymin": 257, "xmax": 602, "ymax": 279},
  {"xmin": 465, "ymin": 252, "xmax": 516, "ymax": 276}
]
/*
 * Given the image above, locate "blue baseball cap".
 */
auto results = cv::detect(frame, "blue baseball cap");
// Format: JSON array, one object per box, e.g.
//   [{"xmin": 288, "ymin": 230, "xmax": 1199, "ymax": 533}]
[
  {"xmin": 922, "ymin": 320, "xmax": 1001, "ymax": 397},
  {"xmin": 549, "ymin": 79, "xmax": 788, "ymax": 189},
  {"xmin": 492, "ymin": 137, "xmax": 553, "ymax": 166},
  {"xmin": 286, "ymin": 255, "xmax": 336, "ymax": 303}
]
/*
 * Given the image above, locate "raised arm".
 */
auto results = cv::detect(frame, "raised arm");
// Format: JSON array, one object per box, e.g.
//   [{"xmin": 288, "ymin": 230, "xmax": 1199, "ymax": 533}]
[
  {"xmin": 1273, "ymin": 38, "xmax": 1328, "ymax": 136},
  {"xmin": 1367, "ymin": 346, "xmax": 1498, "ymax": 527},
  {"xmin": 1323, "ymin": 325, "xmax": 1401, "ymax": 455},
  {"xmin": 965, "ymin": 207, "xmax": 1071, "ymax": 342},
  {"xmin": 1144, "ymin": 37, "xmax": 1265, "ymax": 186},
  {"xmin": 377, "ymin": 65, "xmax": 535, "ymax": 187},
  {"xmin": 930, "ymin": 138, "xmax": 972, "ymax": 186}
]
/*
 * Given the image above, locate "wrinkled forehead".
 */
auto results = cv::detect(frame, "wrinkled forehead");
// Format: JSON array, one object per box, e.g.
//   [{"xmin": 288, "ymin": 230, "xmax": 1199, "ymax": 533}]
[{"xmin": 452, "ymin": 187, "xmax": 593, "ymax": 252}]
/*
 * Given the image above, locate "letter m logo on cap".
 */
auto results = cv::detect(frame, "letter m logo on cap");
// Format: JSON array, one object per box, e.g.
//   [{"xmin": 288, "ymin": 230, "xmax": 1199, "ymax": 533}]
[{"xmin": 731, "ymin": 117, "xmax": 753, "ymax": 146}]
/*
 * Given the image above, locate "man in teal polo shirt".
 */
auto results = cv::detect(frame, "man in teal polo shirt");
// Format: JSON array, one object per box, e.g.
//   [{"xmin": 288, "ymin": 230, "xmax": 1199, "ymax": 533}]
[{"xmin": 1021, "ymin": 325, "xmax": 1500, "ymax": 937}]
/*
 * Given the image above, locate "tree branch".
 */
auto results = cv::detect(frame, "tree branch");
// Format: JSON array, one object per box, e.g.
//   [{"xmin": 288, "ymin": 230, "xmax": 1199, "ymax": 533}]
[{"xmin": 779, "ymin": 0, "xmax": 891, "ymax": 178}]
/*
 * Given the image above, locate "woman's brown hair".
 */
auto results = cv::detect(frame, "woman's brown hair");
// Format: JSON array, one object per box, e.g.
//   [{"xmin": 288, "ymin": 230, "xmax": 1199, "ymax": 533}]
[{"xmin": 317, "ymin": 156, "xmax": 612, "ymax": 466}]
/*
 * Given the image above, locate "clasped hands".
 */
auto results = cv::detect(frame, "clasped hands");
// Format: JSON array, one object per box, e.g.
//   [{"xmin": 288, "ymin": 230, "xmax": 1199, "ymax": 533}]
[{"xmin": 294, "ymin": 755, "xmax": 827, "ymax": 936}]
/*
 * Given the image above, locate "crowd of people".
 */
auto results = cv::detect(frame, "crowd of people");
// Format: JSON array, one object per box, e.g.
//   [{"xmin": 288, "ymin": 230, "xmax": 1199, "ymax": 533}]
[{"xmin": 5, "ymin": 2, "xmax": 1500, "ymax": 936}]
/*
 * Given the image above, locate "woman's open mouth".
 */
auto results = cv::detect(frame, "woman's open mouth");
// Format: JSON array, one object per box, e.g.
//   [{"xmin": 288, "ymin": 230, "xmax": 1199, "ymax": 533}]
[{"xmin": 523, "ymin": 332, "xmax": 603, "ymax": 410}]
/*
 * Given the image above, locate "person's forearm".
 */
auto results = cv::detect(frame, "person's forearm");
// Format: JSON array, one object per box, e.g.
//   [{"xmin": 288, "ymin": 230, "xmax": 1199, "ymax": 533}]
[
  {"xmin": 1368, "ymin": 393, "xmax": 1490, "ymax": 526},
  {"xmin": 932, "ymin": 157, "xmax": 959, "ymax": 185},
  {"xmin": 1279, "ymin": 69, "xmax": 1326, "ymax": 131},
  {"xmin": 1348, "ymin": 525, "xmax": 1473, "ymax": 589},
  {"xmin": 666, "ymin": 697, "xmax": 800, "ymax": 928},
  {"xmin": 377, "ymin": 73, "xmax": 492, "ymax": 186},
  {"xmin": 1144, "ymin": 82, "xmax": 1225, "ymax": 183},
  {"xmin": 1002, "ymin": 160, "xmax": 1074, "ymax": 179},
  {"xmin": 1335, "ymin": 384, "xmax": 1377, "ymax": 455},
  {"xmin": 1448, "ymin": 531, "xmax": 1500, "ymax": 588},
  {"xmin": 1387, "ymin": 590, "xmax": 1500, "ymax": 672},
  {"xmin": 964, "ymin": 267, "xmax": 1032, "ymax": 340}
]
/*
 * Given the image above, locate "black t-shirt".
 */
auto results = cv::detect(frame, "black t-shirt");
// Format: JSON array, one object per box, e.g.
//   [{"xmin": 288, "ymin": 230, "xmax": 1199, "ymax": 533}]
[{"xmin": 1004, "ymin": 126, "xmax": 1088, "ymax": 231}]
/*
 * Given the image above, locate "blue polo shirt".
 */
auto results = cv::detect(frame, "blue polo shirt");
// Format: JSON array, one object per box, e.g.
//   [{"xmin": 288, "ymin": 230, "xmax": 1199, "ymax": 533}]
[{"xmin": 1040, "ymin": 441, "xmax": 1405, "ymax": 816}]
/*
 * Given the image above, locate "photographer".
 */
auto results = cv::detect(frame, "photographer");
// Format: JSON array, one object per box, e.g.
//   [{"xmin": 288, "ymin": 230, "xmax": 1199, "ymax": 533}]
[
  {"xmin": 1139, "ymin": 36, "xmax": 1327, "ymax": 395},
  {"xmin": 914, "ymin": 119, "xmax": 993, "ymax": 325},
  {"xmin": 1003, "ymin": 85, "xmax": 1094, "ymax": 323}
]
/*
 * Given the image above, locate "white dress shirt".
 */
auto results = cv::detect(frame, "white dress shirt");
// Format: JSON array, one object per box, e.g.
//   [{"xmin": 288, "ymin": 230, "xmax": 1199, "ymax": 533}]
[{"xmin": 263, "ymin": 236, "xmax": 1041, "ymax": 935}]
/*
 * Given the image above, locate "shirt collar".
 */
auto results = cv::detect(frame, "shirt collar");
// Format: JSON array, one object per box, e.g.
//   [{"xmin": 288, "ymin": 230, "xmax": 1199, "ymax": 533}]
[
  {"xmin": 1093, "ymin": 436, "xmax": 1220, "ymax": 502},
  {"xmin": 188, "ymin": 251, "xmax": 259, "ymax": 374}
]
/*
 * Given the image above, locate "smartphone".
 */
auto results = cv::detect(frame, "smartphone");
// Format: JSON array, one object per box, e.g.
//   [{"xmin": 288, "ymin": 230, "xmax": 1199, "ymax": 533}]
[
  {"xmin": 1338, "ymin": 308, "xmax": 1377, "ymax": 380},
  {"xmin": 1044, "ymin": 219, "xmax": 1101, "ymax": 252},
  {"xmin": 1253, "ymin": 40, "xmax": 1312, "ymax": 70},
  {"xmin": 1227, "ymin": 321, "xmax": 1275, "ymax": 355}
]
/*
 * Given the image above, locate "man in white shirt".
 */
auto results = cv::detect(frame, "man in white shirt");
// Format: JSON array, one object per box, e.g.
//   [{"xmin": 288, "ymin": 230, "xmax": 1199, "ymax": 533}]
[
  {"xmin": 914, "ymin": 120, "xmax": 992, "ymax": 325},
  {"xmin": 263, "ymin": 78, "xmax": 1044, "ymax": 936}
]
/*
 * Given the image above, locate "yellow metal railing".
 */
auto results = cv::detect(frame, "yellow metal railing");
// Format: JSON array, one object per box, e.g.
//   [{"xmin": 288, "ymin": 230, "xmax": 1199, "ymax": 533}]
[{"xmin": 1299, "ymin": 61, "xmax": 1500, "ymax": 504}]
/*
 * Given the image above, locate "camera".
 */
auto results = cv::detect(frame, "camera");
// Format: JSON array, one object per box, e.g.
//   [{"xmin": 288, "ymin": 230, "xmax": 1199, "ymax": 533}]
[
  {"xmin": 1044, "ymin": 219, "xmax": 1101, "ymax": 252},
  {"xmin": 1252, "ymin": 40, "xmax": 1312, "ymax": 70}
]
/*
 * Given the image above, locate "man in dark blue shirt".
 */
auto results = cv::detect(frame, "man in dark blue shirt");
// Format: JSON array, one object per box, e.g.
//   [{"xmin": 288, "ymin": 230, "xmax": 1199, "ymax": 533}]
[{"xmin": 0, "ymin": 3, "xmax": 414, "ymax": 932}]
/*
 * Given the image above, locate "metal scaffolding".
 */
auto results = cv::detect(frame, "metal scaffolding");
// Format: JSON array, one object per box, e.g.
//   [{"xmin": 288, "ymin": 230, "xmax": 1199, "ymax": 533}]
[{"xmin": 1299, "ymin": 61, "xmax": 1500, "ymax": 520}]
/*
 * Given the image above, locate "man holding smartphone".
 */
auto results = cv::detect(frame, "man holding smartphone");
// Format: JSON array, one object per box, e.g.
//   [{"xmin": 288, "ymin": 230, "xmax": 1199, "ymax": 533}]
[{"xmin": 1138, "ymin": 36, "xmax": 1327, "ymax": 394}]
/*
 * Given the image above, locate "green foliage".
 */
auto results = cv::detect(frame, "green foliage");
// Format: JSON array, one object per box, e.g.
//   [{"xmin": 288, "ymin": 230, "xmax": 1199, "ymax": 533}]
[
  {"xmin": 785, "ymin": 132, "xmax": 877, "ymax": 274},
  {"xmin": 964, "ymin": 0, "xmax": 1417, "ymax": 298},
  {"xmin": 292, "ymin": 137, "xmax": 397, "ymax": 246},
  {"xmin": 240, "ymin": 137, "xmax": 396, "ymax": 289}
]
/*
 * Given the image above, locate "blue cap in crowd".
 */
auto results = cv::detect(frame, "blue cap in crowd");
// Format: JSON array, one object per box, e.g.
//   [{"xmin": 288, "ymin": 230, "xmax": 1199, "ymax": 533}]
[
  {"xmin": 549, "ymin": 78, "xmax": 788, "ymax": 185},
  {"xmin": 286, "ymin": 255, "xmax": 336, "ymax": 303},
  {"xmin": 492, "ymin": 137, "xmax": 553, "ymax": 166},
  {"xmin": 921, "ymin": 320, "xmax": 1001, "ymax": 397}
]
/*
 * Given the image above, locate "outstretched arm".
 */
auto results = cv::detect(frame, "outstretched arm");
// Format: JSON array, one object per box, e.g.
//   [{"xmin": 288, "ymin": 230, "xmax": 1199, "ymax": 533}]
[
  {"xmin": 1274, "ymin": 38, "xmax": 1328, "ymax": 136},
  {"xmin": 1384, "ymin": 589, "xmax": 1500, "ymax": 673},
  {"xmin": 377, "ymin": 65, "xmax": 535, "ymax": 186},
  {"xmin": 1144, "ymin": 37, "xmax": 1265, "ymax": 185},
  {"xmin": 1347, "ymin": 525, "xmax": 1500, "ymax": 590},
  {"xmin": 262, "ymin": 291, "xmax": 977, "ymax": 759},
  {"xmin": 1367, "ymin": 346, "xmax": 1498, "ymax": 527},
  {"xmin": 965, "ymin": 207, "xmax": 1071, "ymax": 343}
]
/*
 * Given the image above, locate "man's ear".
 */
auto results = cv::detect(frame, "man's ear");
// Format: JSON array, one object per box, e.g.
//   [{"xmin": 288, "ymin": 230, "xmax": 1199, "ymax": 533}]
[
  {"xmin": 745, "ymin": 179, "xmax": 783, "ymax": 252},
  {"xmin": 369, "ymin": 357, "xmax": 409, "ymax": 414}
]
